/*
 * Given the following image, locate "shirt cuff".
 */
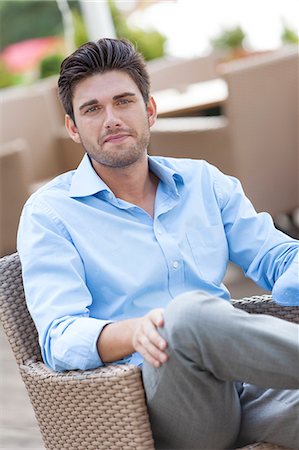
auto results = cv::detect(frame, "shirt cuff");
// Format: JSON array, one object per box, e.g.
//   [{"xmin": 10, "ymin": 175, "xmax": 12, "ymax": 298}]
[
  {"xmin": 272, "ymin": 252, "xmax": 299, "ymax": 306},
  {"xmin": 48, "ymin": 317, "xmax": 114, "ymax": 371}
]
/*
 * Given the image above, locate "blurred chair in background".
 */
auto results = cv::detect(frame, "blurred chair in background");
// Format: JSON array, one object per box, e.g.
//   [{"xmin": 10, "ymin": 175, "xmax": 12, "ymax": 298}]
[
  {"xmin": 149, "ymin": 46, "xmax": 298, "ymax": 220},
  {"xmin": 221, "ymin": 45, "xmax": 298, "ymax": 217},
  {"xmin": 149, "ymin": 116, "xmax": 232, "ymax": 173},
  {"xmin": 0, "ymin": 139, "xmax": 29, "ymax": 256},
  {"xmin": 0, "ymin": 76, "xmax": 84, "ymax": 256},
  {"xmin": 147, "ymin": 54, "xmax": 218, "ymax": 92},
  {"xmin": 0, "ymin": 76, "xmax": 84, "ymax": 194}
]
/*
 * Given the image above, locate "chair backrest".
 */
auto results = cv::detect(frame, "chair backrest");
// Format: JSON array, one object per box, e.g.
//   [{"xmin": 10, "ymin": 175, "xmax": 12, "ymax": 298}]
[
  {"xmin": 221, "ymin": 46, "xmax": 299, "ymax": 215},
  {"xmin": 0, "ymin": 252, "xmax": 42, "ymax": 365},
  {"xmin": 149, "ymin": 116, "xmax": 232, "ymax": 174},
  {"xmin": 0, "ymin": 76, "xmax": 64, "ymax": 185},
  {"xmin": 0, "ymin": 139, "xmax": 29, "ymax": 256},
  {"xmin": 148, "ymin": 54, "xmax": 218, "ymax": 92}
]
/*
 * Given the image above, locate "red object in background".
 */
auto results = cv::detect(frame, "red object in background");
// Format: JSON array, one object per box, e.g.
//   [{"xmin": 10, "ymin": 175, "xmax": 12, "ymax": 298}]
[{"xmin": 1, "ymin": 37, "xmax": 63, "ymax": 72}]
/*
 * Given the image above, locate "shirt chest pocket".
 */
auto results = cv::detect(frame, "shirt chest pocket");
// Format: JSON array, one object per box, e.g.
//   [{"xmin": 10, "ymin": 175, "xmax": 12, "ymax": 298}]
[{"xmin": 186, "ymin": 225, "xmax": 228, "ymax": 283}]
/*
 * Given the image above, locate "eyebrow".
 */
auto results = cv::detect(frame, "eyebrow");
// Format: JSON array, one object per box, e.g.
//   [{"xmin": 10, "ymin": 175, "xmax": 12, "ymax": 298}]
[
  {"xmin": 79, "ymin": 99, "xmax": 98, "ymax": 111},
  {"xmin": 113, "ymin": 92, "xmax": 136, "ymax": 101},
  {"xmin": 79, "ymin": 92, "xmax": 136, "ymax": 111}
]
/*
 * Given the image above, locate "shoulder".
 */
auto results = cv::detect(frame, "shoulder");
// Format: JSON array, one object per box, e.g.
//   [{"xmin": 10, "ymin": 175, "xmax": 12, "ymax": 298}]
[
  {"xmin": 18, "ymin": 170, "xmax": 77, "ymax": 244},
  {"xmin": 25, "ymin": 170, "xmax": 76, "ymax": 210},
  {"xmin": 150, "ymin": 155, "xmax": 243, "ymax": 207}
]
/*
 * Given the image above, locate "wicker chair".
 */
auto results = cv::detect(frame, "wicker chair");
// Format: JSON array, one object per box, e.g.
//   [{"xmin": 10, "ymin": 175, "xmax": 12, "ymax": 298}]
[{"xmin": 0, "ymin": 253, "xmax": 297, "ymax": 450}]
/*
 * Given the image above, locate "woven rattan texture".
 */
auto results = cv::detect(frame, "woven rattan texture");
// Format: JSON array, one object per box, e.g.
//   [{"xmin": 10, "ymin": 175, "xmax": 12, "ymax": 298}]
[
  {"xmin": 20, "ymin": 363, "xmax": 154, "ymax": 450},
  {"xmin": 232, "ymin": 296, "xmax": 299, "ymax": 324},
  {"xmin": 0, "ymin": 252, "xmax": 42, "ymax": 364},
  {"xmin": 238, "ymin": 444, "xmax": 292, "ymax": 450},
  {"xmin": 0, "ymin": 252, "xmax": 297, "ymax": 450}
]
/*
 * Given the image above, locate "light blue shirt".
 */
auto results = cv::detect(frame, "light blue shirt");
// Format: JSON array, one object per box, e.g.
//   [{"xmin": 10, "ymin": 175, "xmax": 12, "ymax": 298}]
[{"xmin": 17, "ymin": 155, "xmax": 299, "ymax": 371}]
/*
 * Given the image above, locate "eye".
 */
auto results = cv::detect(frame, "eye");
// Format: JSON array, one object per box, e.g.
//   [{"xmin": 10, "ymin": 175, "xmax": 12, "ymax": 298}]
[
  {"xmin": 117, "ymin": 98, "xmax": 133, "ymax": 105},
  {"xmin": 85, "ymin": 105, "xmax": 100, "ymax": 114}
]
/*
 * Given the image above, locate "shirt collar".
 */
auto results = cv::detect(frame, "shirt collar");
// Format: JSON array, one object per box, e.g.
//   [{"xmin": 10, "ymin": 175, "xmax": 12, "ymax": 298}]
[
  {"xmin": 69, "ymin": 153, "xmax": 185, "ymax": 198},
  {"xmin": 148, "ymin": 156, "xmax": 184, "ymax": 191},
  {"xmin": 69, "ymin": 154, "xmax": 112, "ymax": 198}
]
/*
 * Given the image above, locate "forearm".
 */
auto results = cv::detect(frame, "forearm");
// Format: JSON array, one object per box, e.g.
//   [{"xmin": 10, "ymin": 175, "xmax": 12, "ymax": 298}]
[
  {"xmin": 97, "ymin": 318, "xmax": 141, "ymax": 363},
  {"xmin": 97, "ymin": 309, "xmax": 168, "ymax": 367}
]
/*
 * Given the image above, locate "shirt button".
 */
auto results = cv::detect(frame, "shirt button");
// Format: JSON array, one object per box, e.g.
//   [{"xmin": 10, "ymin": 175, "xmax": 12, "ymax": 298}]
[
  {"xmin": 157, "ymin": 228, "xmax": 162, "ymax": 235},
  {"xmin": 172, "ymin": 260, "xmax": 179, "ymax": 269}
]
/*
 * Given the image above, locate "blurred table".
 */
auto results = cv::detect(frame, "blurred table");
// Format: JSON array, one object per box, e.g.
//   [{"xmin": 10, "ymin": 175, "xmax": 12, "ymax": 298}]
[{"xmin": 153, "ymin": 78, "xmax": 228, "ymax": 117}]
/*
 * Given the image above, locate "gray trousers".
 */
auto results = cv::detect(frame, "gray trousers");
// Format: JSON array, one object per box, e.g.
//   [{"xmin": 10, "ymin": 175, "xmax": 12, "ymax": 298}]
[{"xmin": 142, "ymin": 292, "xmax": 299, "ymax": 450}]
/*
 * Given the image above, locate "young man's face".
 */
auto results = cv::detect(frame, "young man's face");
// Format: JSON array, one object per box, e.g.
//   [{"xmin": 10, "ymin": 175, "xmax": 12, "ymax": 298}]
[{"xmin": 65, "ymin": 70, "xmax": 157, "ymax": 170}]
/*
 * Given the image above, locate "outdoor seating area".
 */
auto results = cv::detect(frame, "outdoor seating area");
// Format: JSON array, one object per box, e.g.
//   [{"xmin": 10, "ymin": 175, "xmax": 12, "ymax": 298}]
[{"xmin": 0, "ymin": 27, "xmax": 298, "ymax": 449}]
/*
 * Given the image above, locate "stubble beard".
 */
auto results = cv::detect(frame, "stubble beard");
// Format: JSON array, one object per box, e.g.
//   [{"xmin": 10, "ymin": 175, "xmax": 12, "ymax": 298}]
[{"xmin": 79, "ymin": 128, "xmax": 151, "ymax": 169}]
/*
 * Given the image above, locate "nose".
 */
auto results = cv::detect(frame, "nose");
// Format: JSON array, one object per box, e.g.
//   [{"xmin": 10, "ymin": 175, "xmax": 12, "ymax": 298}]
[{"xmin": 103, "ymin": 106, "xmax": 122, "ymax": 129}]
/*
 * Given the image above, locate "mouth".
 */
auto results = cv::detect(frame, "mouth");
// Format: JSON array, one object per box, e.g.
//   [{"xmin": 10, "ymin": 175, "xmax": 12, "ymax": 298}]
[{"xmin": 103, "ymin": 133, "xmax": 131, "ymax": 144}]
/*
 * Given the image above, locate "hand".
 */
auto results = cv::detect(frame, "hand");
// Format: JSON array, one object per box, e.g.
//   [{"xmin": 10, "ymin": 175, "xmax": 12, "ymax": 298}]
[{"xmin": 132, "ymin": 309, "xmax": 168, "ymax": 368}]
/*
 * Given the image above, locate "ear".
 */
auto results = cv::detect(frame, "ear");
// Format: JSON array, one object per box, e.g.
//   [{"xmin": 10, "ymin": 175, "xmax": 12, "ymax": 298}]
[
  {"xmin": 147, "ymin": 96, "xmax": 157, "ymax": 128},
  {"xmin": 65, "ymin": 114, "xmax": 81, "ymax": 144}
]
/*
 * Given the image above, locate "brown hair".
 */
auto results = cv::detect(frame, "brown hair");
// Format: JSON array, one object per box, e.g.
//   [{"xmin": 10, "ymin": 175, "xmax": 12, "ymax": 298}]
[{"xmin": 58, "ymin": 38, "xmax": 150, "ymax": 122}]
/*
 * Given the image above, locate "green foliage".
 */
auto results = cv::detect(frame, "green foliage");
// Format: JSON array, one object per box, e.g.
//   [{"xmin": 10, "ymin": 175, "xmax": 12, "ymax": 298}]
[
  {"xmin": 39, "ymin": 53, "xmax": 64, "ymax": 79},
  {"xmin": 281, "ymin": 24, "xmax": 299, "ymax": 45},
  {"xmin": 124, "ymin": 28, "xmax": 166, "ymax": 61},
  {"xmin": 0, "ymin": 59, "xmax": 22, "ymax": 88},
  {"xmin": 210, "ymin": 26, "xmax": 246, "ymax": 51},
  {"xmin": 108, "ymin": 0, "xmax": 166, "ymax": 61},
  {"xmin": 0, "ymin": 1, "xmax": 63, "ymax": 50},
  {"xmin": 72, "ymin": 9, "xmax": 89, "ymax": 48}
]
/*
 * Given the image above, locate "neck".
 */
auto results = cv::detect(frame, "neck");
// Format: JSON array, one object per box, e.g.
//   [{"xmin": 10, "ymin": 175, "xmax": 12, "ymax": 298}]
[{"xmin": 91, "ymin": 155, "xmax": 159, "ymax": 216}]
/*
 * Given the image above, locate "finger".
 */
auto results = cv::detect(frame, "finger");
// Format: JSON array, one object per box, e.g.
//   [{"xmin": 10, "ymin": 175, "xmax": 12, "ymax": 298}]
[
  {"xmin": 135, "ymin": 339, "xmax": 168, "ymax": 367},
  {"xmin": 137, "ymin": 334, "xmax": 168, "ymax": 363},
  {"xmin": 143, "ymin": 320, "xmax": 167, "ymax": 350},
  {"xmin": 142, "ymin": 349, "xmax": 162, "ymax": 368}
]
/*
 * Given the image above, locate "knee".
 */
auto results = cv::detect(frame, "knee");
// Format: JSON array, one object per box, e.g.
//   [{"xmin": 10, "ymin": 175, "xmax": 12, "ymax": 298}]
[{"xmin": 162, "ymin": 291, "xmax": 222, "ymax": 347}]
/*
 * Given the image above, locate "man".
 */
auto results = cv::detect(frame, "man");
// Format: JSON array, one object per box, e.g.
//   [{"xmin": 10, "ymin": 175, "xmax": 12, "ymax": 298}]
[{"xmin": 18, "ymin": 38, "xmax": 299, "ymax": 449}]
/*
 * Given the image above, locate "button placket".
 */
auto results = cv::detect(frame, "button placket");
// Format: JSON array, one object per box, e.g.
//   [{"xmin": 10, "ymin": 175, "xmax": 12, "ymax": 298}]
[{"xmin": 153, "ymin": 219, "xmax": 184, "ymax": 298}]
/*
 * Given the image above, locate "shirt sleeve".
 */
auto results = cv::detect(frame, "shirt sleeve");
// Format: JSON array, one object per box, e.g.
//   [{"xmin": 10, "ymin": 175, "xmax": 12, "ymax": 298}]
[
  {"xmin": 17, "ymin": 199, "xmax": 112, "ymax": 372},
  {"xmin": 272, "ymin": 251, "xmax": 299, "ymax": 305},
  {"xmin": 211, "ymin": 165, "xmax": 299, "ymax": 296}
]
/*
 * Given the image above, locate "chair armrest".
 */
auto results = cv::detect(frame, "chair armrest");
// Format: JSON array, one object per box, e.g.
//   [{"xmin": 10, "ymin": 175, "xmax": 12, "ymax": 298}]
[
  {"xmin": 20, "ymin": 361, "xmax": 154, "ymax": 450},
  {"xmin": 232, "ymin": 295, "xmax": 299, "ymax": 324}
]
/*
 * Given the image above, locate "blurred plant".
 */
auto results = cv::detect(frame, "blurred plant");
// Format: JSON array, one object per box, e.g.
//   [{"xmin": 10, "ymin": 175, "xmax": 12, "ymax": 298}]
[
  {"xmin": 72, "ymin": 9, "xmax": 89, "ymax": 47},
  {"xmin": 281, "ymin": 23, "xmax": 299, "ymax": 45},
  {"xmin": 109, "ymin": 0, "xmax": 166, "ymax": 60},
  {"xmin": 125, "ymin": 28, "xmax": 166, "ymax": 61},
  {"xmin": 0, "ymin": 1, "xmax": 82, "ymax": 49},
  {"xmin": 39, "ymin": 54, "xmax": 64, "ymax": 79},
  {"xmin": 0, "ymin": 58, "xmax": 23, "ymax": 88},
  {"xmin": 56, "ymin": 0, "xmax": 75, "ymax": 54},
  {"xmin": 0, "ymin": 1, "xmax": 65, "ymax": 50},
  {"xmin": 0, "ymin": 0, "xmax": 90, "ymax": 87},
  {"xmin": 210, "ymin": 26, "xmax": 246, "ymax": 52}
]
